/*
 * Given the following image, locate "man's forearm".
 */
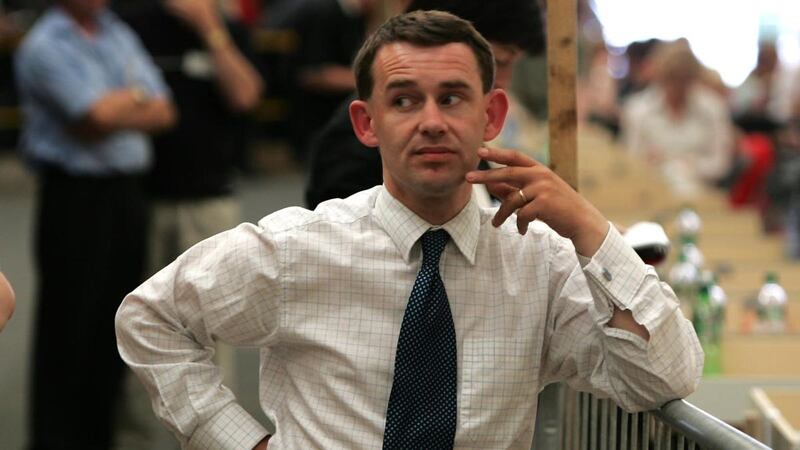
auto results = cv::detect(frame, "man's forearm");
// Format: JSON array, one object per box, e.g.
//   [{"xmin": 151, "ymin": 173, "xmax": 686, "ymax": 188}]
[
  {"xmin": 204, "ymin": 28, "xmax": 264, "ymax": 112},
  {"xmin": 73, "ymin": 89, "xmax": 176, "ymax": 140},
  {"xmin": 162, "ymin": 0, "xmax": 263, "ymax": 112},
  {"xmin": 608, "ymin": 307, "xmax": 650, "ymax": 341},
  {"xmin": 253, "ymin": 436, "xmax": 270, "ymax": 450},
  {"xmin": 110, "ymin": 96, "xmax": 176, "ymax": 133}
]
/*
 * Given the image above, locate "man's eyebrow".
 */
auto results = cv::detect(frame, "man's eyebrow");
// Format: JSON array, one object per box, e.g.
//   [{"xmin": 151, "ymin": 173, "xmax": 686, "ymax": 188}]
[
  {"xmin": 385, "ymin": 79, "xmax": 418, "ymax": 91},
  {"xmin": 439, "ymin": 80, "xmax": 471, "ymax": 90},
  {"xmin": 384, "ymin": 79, "xmax": 473, "ymax": 91}
]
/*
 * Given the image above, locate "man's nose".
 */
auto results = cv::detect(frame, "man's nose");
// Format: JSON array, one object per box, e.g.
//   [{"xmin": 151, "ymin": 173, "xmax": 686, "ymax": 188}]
[{"xmin": 418, "ymin": 100, "xmax": 447, "ymax": 137}]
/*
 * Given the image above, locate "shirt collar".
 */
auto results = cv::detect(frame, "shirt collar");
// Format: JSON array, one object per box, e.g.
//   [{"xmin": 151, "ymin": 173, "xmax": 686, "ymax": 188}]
[{"xmin": 373, "ymin": 186, "xmax": 480, "ymax": 265}]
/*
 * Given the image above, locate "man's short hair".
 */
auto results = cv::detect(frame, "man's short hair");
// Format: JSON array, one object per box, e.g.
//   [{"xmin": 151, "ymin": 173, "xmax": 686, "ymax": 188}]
[
  {"xmin": 405, "ymin": 0, "xmax": 545, "ymax": 57},
  {"xmin": 652, "ymin": 40, "xmax": 701, "ymax": 83},
  {"xmin": 353, "ymin": 10, "xmax": 495, "ymax": 100}
]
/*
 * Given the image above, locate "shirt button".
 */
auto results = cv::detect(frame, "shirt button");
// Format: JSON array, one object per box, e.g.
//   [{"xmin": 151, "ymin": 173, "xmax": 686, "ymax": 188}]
[{"xmin": 602, "ymin": 268, "xmax": 613, "ymax": 281}]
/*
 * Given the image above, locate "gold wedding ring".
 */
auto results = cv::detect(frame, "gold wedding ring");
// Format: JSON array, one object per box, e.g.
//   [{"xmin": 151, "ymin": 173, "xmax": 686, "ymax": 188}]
[{"xmin": 518, "ymin": 189, "xmax": 528, "ymax": 204}]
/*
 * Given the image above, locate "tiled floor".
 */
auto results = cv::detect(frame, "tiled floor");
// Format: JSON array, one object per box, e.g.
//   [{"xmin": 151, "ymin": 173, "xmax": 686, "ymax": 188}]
[{"xmin": 0, "ymin": 154, "xmax": 306, "ymax": 449}]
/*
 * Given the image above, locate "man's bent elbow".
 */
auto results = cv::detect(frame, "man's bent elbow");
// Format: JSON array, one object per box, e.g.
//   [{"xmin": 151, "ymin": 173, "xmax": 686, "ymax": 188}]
[
  {"xmin": 678, "ymin": 352, "xmax": 704, "ymax": 399},
  {"xmin": 654, "ymin": 353, "xmax": 703, "ymax": 409}
]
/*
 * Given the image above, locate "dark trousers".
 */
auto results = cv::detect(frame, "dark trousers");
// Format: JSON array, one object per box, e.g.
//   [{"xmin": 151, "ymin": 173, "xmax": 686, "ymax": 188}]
[{"xmin": 28, "ymin": 169, "xmax": 148, "ymax": 450}]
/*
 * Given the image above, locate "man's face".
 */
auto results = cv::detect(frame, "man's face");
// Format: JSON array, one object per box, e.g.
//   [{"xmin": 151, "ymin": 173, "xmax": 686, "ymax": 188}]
[
  {"xmin": 662, "ymin": 73, "xmax": 693, "ymax": 106},
  {"xmin": 352, "ymin": 42, "xmax": 506, "ymax": 204}
]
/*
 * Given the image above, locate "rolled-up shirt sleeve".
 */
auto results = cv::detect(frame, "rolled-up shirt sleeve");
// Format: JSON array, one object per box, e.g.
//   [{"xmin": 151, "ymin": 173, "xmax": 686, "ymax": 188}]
[
  {"xmin": 542, "ymin": 225, "xmax": 703, "ymax": 412},
  {"xmin": 115, "ymin": 222, "xmax": 281, "ymax": 448}
]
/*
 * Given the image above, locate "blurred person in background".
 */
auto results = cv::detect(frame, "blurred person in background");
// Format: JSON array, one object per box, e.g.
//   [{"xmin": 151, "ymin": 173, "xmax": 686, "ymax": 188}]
[
  {"xmin": 276, "ymin": 0, "xmax": 382, "ymax": 164},
  {"xmin": 14, "ymin": 0, "xmax": 175, "ymax": 446},
  {"xmin": 0, "ymin": 270, "xmax": 14, "ymax": 332},
  {"xmin": 776, "ymin": 115, "xmax": 800, "ymax": 259},
  {"xmin": 763, "ymin": 82, "xmax": 800, "ymax": 248},
  {"xmin": 115, "ymin": 0, "xmax": 262, "ymax": 277},
  {"xmin": 617, "ymin": 38, "xmax": 660, "ymax": 104},
  {"xmin": 621, "ymin": 40, "xmax": 735, "ymax": 198},
  {"xmin": 304, "ymin": 0, "xmax": 545, "ymax": 209},
  {"xmin": 699, "ymin": 65, "xmax": 729, "ymax": 100},
  {"xmin": 784, "ymin": 82, "xmax": 800, "ymax": 255},
  {"xmin": 731, "ymin": 41, "xmax": 783, "ymax": 132},
  {"xmin": 727, "ymin": 42, "xmax": 784, "ymax": 216},
  {"xmin": 579, "ymin": 41, "xmax": 620, "ymax": 137},
  {"xmin": 113, "ymin": 0, "xmax": 263, "ymax": 447}
]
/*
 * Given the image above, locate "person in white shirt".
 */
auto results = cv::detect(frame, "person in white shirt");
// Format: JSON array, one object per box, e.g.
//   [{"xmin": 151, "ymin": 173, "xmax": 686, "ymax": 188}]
[
  {"xmin": 116, "ymin": 11, "xmax": 703, "ymax": 449},
  {"xmin": 621, "ymin": 40, "xmax": 735, "ymax": 198}
]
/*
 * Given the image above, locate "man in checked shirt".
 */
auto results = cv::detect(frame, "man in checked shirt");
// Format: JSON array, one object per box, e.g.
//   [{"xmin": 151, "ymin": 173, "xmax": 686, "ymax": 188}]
[{"xmin": 116, "ymin": 10, "xmax": 703, "ymax": 449}]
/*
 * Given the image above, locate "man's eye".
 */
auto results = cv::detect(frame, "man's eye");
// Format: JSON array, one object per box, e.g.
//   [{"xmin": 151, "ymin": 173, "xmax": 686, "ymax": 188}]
[
  {"xmin": 393, "ymin": 97, "xmax": 413, "ymax": 108},
  {"xmin": 441, "ymin": 95, "xmax": 462, "ymax": 106}
]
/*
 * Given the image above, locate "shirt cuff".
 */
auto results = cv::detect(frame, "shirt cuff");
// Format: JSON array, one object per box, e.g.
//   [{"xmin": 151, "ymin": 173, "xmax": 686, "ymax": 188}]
[
  {"xmin": 188, "ymin": 402, "xmax": 269, "ymax": 450},
  {"xmin": 580, "ymin": 223, "xmax": 649, "ymax": 316}
]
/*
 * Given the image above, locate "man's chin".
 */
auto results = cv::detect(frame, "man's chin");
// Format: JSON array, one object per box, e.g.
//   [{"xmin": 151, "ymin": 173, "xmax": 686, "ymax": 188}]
[{"xmin": 411, "ymin": 176, "xmax": 470, "ymax": 198}]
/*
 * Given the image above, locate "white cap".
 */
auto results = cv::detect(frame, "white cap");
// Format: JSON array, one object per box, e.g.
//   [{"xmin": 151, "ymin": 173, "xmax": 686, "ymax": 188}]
[{"xmin": 624, "ymin": 221, "xmax": 670, "ymax": 249}]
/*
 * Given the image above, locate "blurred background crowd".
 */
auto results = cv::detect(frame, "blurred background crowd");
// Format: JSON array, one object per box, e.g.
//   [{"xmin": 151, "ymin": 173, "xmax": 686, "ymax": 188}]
[
  {"xmin": 0, "ymin": 0, "xmax": 797, "ymax": 244},
  {"xmin": 0, "ymin": 0, "xmax": 800, "ymax": 225},
  {"xmin": 1, "ymin": 0, "xmax": 800, "ymax": 448}
]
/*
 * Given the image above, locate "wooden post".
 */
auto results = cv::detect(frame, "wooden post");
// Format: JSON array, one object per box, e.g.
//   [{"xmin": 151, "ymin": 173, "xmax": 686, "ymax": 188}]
[{"xmin": 546, "ymin": 0, "xmax": 579, "ymax": 190}]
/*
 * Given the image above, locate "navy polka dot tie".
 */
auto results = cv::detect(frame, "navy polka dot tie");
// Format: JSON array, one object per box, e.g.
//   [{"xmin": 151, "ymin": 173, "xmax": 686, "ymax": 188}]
[{"xmin": 383, "ymin": 229, "xmax": 457, "ymax": 449}]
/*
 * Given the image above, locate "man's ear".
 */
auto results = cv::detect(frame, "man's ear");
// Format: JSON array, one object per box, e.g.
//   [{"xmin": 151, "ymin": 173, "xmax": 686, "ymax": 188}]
[
  {"xmin": 482, "ymin": 89, "xmax": 510, "ymax": 141},
  {"xmin": 349, "ymin": 99, "xmax": 379, "ymax": 148}
]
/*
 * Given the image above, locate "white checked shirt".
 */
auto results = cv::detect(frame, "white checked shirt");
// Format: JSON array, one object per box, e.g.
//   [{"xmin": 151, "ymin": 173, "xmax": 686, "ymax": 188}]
[{"xmin": 116, "ymin": 186, "xmax": 703, "ymax": 449}]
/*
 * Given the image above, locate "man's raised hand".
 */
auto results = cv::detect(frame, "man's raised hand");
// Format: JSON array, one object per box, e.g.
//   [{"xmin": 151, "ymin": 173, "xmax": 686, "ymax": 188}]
[{"xmin": 465, "ymin": 146, "xmax": 608, "ymax": 256}]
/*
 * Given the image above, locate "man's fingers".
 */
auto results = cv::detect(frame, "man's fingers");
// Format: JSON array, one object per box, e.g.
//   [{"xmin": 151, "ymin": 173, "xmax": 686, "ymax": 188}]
[
  {"xmin": 516, "ymin": 202, "xmax": 540, "ymax": 235},
  {"xmin": 492, "ymin": 206, "xmax": 514, "ymax": 228},
  {"xmin": 484, "ymin": 181, "xmax": 517, "ymax": 199},
  {"xmin": 492, "ymin": 187, "xmax": 529, "ymax": 228},
  {"xmin": 470, "ymin": 146, "xmax": 544, "ymax": 230},
  {"xmin": 466, "ymin": 165, "xmax": 531, "ymax": 185},
  {"xmin": 477, "ymin": 146, "xmax": 537, "ymax": 168}
]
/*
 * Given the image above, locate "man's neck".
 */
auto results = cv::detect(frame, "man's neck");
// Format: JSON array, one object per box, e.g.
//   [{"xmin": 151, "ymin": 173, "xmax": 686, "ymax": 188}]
[
  {"xmin": 665, "ymin": 95, "xmax": 688, "ymax": 118},
  {"xmin": 60, "ymin": 4, "xmax": 101, "ymax": 35},
  {"xmin": 386, "ymin": 184, "xmax": 472, "ymax": 226}
]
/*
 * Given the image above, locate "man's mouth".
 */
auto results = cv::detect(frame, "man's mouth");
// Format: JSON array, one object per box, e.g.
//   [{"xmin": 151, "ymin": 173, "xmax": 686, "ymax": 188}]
[
  {"xmin": 414, "ymin": 146, "xmax": 456, "ymax": 155},
  {"xmin": 412, "ymin": 146, "xmax": 458, "ymax": 163}
]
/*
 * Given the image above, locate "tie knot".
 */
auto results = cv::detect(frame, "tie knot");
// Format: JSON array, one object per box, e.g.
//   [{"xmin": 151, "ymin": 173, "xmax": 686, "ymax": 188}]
[{"xmin": 421, "ymin": 229, "xmax": 449, "ymax": 265}]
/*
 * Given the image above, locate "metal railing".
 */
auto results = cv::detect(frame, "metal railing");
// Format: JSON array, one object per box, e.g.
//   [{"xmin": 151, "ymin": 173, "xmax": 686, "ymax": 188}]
[
  {"xmin": 532, "ymin": 383, "xmax": 770, "ymax": 450},
  {"xmin": 750, "ymin": 388, "xmax": 800, "ymax": 450}
]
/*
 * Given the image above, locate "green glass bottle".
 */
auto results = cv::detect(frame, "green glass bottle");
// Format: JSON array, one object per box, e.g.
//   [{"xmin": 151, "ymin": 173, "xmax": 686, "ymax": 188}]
[{"xmin": 694, "ymin": 280, "xmax": 721, "ymax": 375}]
